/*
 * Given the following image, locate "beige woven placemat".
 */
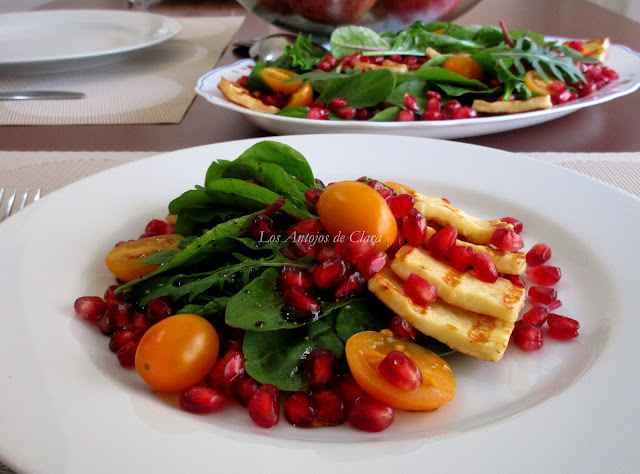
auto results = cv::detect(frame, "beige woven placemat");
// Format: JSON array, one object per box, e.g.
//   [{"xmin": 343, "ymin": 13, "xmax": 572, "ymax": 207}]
[
  {"xmin": 0, "ymin": 15, "xmax": 244, "ymax": 125},
  {"xmin": 0, "ymin": 150, "xmax": 638, "ymax": 220}
]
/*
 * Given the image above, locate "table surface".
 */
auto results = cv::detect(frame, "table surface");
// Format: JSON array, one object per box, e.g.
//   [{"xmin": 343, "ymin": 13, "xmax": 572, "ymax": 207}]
[{"xmin": 0, "ymin": 0, "xmax": 639, "ymax": 153}]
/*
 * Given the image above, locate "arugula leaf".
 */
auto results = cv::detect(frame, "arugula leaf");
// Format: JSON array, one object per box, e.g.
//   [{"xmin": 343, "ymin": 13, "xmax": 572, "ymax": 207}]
[
  {"xmin": 269, "ymin": 34, "xmax": 324, "ymax": 73},
  {"xmin": 317, "ymin": 68, "xmax": 396, "ymax": 108}
]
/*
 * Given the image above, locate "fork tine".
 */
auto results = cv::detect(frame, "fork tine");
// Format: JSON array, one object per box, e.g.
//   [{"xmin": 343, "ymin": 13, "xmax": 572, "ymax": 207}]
[
  {"xmin": 1, "ymin": 189, "xmax": 17, "ymax": 222},
  {"xmin": 33, "ymin": 188, "xmax": 42, "ymax": 202},
  {"xmin": 18, "ymin": 188, "xmax": 30, "ymax": 212}
]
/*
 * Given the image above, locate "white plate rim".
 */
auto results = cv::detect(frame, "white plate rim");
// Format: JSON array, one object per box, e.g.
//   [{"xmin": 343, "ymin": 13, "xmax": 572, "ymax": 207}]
[
  {"xmin": 0, "ymin": 9, "xmax": 182, "ymax": 65},
  {"xmin": 0, "ymin": 135, "xmax": 639, "ymax": 473},
  {"xmin": 195, "ymin": 41, "xmax": 640, "ymax": 139}
]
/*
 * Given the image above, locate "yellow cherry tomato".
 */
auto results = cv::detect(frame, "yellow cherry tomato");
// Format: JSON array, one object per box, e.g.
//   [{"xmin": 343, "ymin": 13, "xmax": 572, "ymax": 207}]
[
  {"xmin": 105, "ymin": 234, "xmax": 183, "ymax": 282},
  {"xmin": 443, "ymin": 55, "xmax": 484, "ymax": 81},
  {"xmin": 524, "ymin": 70, "xmax": 553, "ymax": 95},
  {"xmin": 346, "ymin": 330, "xmax": 456, "ymax": 411},
  {"xmin": 316, "ymin": 181, "xmax": 397, "ymax": 253},
  {"xmin": 135, "ymin": 314, "xmax": 219, "ymax": 392},
  {"xmin": 285, "ymin": 82, "xmax": 314, "ymax": 108},
  {"xmin": 259, "ymin": 67, "xmax": 303, "ymax": 94}
]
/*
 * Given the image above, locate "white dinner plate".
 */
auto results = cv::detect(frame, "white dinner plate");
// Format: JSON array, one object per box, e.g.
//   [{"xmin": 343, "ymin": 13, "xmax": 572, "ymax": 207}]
[
  {"xmin": 196, "ymin": 42, "xmax": 640, "ymax": 139},
  {"xmin": 0, "ymin": 135, "xmax": 638, "ymax": 473},
  {"xmin": 0, "ymin": 9, "xmax": 182, "ymax": 74}
]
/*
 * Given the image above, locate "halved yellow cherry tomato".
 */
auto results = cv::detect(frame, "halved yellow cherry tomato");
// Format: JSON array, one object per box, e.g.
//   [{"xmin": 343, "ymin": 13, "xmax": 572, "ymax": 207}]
[
  {"xmin": 432, "ymin": 27, "xmax": 447, "ymax": 34},
  {"xmin": 285, "ymin": 82, "xmax": 314, "ymax": 108},
  {"xmin": 345, "ymin": 330, "xmax": 456, "ymax": 411},
  {"xmin": 259, "ymin": 67, "xmax": 303, "ymax": 94},
  {"xmin": 316, "ymin": 181, "xmax": 397, "ymax": 253},
  {"xmin": 443, "ymin": 55, "xmax": 484, "ymax": 81},
  {"xmin": 135, "ymin": 313, "xmax": 219, "ymax": 392},
  {"xmin": 105, "ymin": 234, "xmax": 183, "ymax": 282},
  {"xmin": 524, "ymin": 70, "xmax": 553, "ymax": 95}
]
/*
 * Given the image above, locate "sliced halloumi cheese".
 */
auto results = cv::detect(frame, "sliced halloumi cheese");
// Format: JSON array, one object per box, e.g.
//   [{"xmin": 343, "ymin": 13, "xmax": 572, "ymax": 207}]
[
  {"xmin": 390, "ymin": 245, "xmax": 526, "ymax": 323},
  {"xmin": 564, "ymin": 37, "xmax": 610, "ymax": 61},
  {"xmin": 472, "ymin": 95, "xmax": 553, "ymax": 114},
  {"xmin": 385, "ymin": 182, "xmax": 511, "ymax": 245},
  {"xmin": 217, "ymin": 77, "xmax": 280, "ymax": 114},
  {"xmin": 354, "ymin": 60, "xmax": 409, "ymax": 74},
  {"xmin": 424, "ymin": 226, "xmax": 527, "ymax": 275},
  {"xmin": 368, "ymin": 267, "xmax": 514, "ymax": 362}
]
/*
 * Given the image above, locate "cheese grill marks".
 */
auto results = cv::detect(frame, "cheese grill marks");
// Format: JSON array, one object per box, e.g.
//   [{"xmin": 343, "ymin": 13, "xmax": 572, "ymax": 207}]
[
  {"xmin": 390, "ymin": 245, "xmax": 526, "ymax": 323},
  {"xmin": 368, "ymin": 267, "xmax": 514, "ymax": 362}
]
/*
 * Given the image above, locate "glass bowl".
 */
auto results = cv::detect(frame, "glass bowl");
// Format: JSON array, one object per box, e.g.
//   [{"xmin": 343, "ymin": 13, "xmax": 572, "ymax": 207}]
[{"xmin": 237, "ymin": 0, "xmax": 483, "ymax": 40}]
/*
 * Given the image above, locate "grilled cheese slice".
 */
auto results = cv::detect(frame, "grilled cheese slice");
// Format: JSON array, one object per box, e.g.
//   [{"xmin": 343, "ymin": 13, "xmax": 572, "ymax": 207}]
[
  {"xmin": 217, "ymin": 77, "xmax": 280, "ymax": 114},
  {"xmin": 369, "ymin": 267, "xmax": 514, "ymax": 362},
  {"xmin": 564, "ymin": 37, "xmax": 610, "ymax": 61},
  {"xmin": 424, "ymin": 226, "xmax": 527, "ymax": 275},
  {"xmin": 472, "ymin": 95, "xmax": 553, "ymax": 114},
  {"xmin": 385, "ymin": 182, "xmax": 511, "ymax": 245},
  {"xmin": 390, "ymin": 245, "xmax": 526, "ymax": 323}
]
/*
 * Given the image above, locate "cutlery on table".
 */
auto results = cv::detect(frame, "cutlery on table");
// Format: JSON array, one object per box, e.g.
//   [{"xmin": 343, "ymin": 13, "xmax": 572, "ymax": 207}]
[
  {"xmin": 0, "ymin": 188, "xmax": 42, "ymax": 222},
  {"xmin": 0, "ymin": 91, "xmax": 85, "ymax": 100}
]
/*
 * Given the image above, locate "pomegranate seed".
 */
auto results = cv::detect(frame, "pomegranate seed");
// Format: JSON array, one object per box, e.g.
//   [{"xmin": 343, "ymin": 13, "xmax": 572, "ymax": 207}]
[
  {"xmin": 304, "ymin": 188, "xmax": 323, "ymax": 205},
  {"xmin": 145, "ymin": 219, "xmax": 171, "ymax": 235},
  {"xmin": 237, "ymin": 76, "xmax": 249, "ymax": 88},
  {"xmin": 109, "ymin": 301, "xmax": 133, "ymax": 330},
  {"xmin": 179, "ymin": 386, "xmax": 225, "ymax": 414},
  {"xmin": 109, "ymin": 325, "xmax": 137, "ymax": 353},
  {"xmin": 210, "ymin": 350, "xmax": 246, "ymax": 394},
  {"xmin": 403, "ymin": 273, "xmax": 437, "ymax": 306},
  {"xmin": 426, "ymin": 96, "xmax": 441, "ymax": 112},
  {"xmin": 403, "ymin": 93, "xmax": 420, "ymax": 111},
  {"xmin": 427, "ymin": 226, "xmax": 458, "ymax": 261},
  {"xmin": 403, "ymin": 209, "xmax": 427, "ymax": 247},
  {"xmin": 547, "ymin": 314, "xmax": 579, "ymax": 339},
  {"xmin": 471, "ymin": 253, "xmax": 499, "ymax": 283},
  {"xmin": 276, "ymin": 265, "xmax": 313, "ymax": 294},
  {"xmin": 427, "ymin": 90, "xmax": 441, "ymax": 100},
  {"xmin": 357, "ymin": 251, "xmax": 388, "ymax": 280},
  {"xmin": 282, "ymin": 286, "xmax": 320, "ymax": 321},
  {"xmin": 403, "ymin": 56, "xmax": 418, "ymax": 65},
  {"xmin": 74, "ymin": 296, "xmax": 107, "ymax": 322},
  {"xmin": 281, "ymin": 246, "xmax": 299, "ymax": 261},
  {"xmin": 420, "ymin": 110, "xmax": 445, "ymax": 120},
  {"xmin": 449, "ymin": 245, "xmax": 476, "ymax": 272},
  {"xmin": 284, "ymin": 391, "xmax": 316, "ymax": 426},
  {"xmin": 248, "ymin": 384, "xmax": 280, "ymax": 428},
  {"xmin": 568, "ymin": 40, "xmax": 584, "ymax": 51},
  {"xmin": 306, "ymin": 349, "xmax": 336, "ymax": 389},
  {"xmin": 317, "ymin": 61, "xmax": 332, "ymax": 72},
  {"xmin": 548, "ymin": 299, "xmax": 563, "ymax": 311},
  {"xmin": 378, "ymin": 351, "xmax": 422, "ymax": 390},
  {"xmin": 578, "ymin": 82, "xmax": 597, "ymax": 97},
  {"xmin": 522, "ymin": 304, "xmax": 550, "ymax": 326},
  {"xmin": 250, "ymin": 214, "xmax": 277, "ymax": 242},
  {"xmin": 396, "ymin": 109, "xmax": 415, "ymax": 121},
  {"xmin": 499, "ymin": 217, "xmax": 523, "ymax": 234},
  {"xmin": 526, "ymin": 265, "xmax": 562, "ymax": 286},
  {"xmin": 549, "ymin": 80, "xmax": 567, "ymax": 94},
  {"xmin": 526, "ymin": 243, "xmax": 552, "ymax": 266},
  {"xmin": 286, "ymin": 219, "xmax": 324, "ymax": 238},
  {"xmin": 347, "ymin": 394, "xmax": 394, "ymax": 432},
  {"xmin": 328, "ymin": 97, "xmax": 347, "ymax": 109},
  {"xmin": 491, "ymin": 228, "xmax": 524, "ymax": 252},
  {"xmin": 334, "ymin": 271, "xmax": 366, "ymax": 300},
  {"xmin": 336, "ymin": 106, "xmax": 357, "ymax": 119},
  {"xmin": 443, "ymin": 100, "xmax": 461, "ymax": 114},
  {"xmin": 322, "ymin": 54, "xmax": 338, "ymax": 68},
  {"xmin": 451, "ymin": 106, "xmax": 477, "ymax": 119},
  {"xmin": 312, "ymin": 254, "xmax": 348, "ymax": 289},
  {"xmin": 334, "ymin": 232, "xmax": 376, "ymax": 263},
  {"xmin": 234, "ymin": 376, "xmax": 261, "ymax": 406},
  {"xmin": 145, "ymin": 296, "xmax": 172, "ymax": 323},
  {"xmin": 307, "ymin": 107, "xmax": 329, "ymax": 120},
  {"xmin": 387, "ymin": 194, "xmax": 415, "ymax": 219},
  {"xmin": 528, "ymin": 286, "xmax": 558, "ymax": 305},
  {"xmin": 387, "ymin": 315, "xmax": 417, "ymax": 342},
  {"xmin": 310, "ymin": 389, "xmax": 345, "ymax": 424},
  {"xmin": 96, "ymin": 311, "xmax": 115, "ymax": 335},
  {"xmin": 103, "ymin": 285, "xmax": 122, "ymax": 306},
  {"xmin": 512, "ymin": 320, "xmax": 543, "ymax": 351},
  {"xmin": 131, "ymin": 312, "xmax": 149, "ymax": 336},
  {"xmin": 116, "ymin": 340, "xmax": 138, "ymax": 367},
  {"xmin": 335, "ymin": 373, "xmax": 366, "ymax": 409},
  {"xmin": 316, "ymin": 246, "xmax": 337, "ymax": 263},
  {"xmin": 504, "ymin": 274, "xmax": 526, "ymax": 288},
  {"xmin": 356, "ymin": 107, "xmax": 372, "ymax": 120},
  {"xmin": 387, "ymin": 223, "xmax": 405, "ymax": 259}
]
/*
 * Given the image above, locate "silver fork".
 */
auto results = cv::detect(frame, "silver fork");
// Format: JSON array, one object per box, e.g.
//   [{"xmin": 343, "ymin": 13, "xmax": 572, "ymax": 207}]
[{"xmin": 0, "ymin": 188, "xmax": 42, "ymax": 223}]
